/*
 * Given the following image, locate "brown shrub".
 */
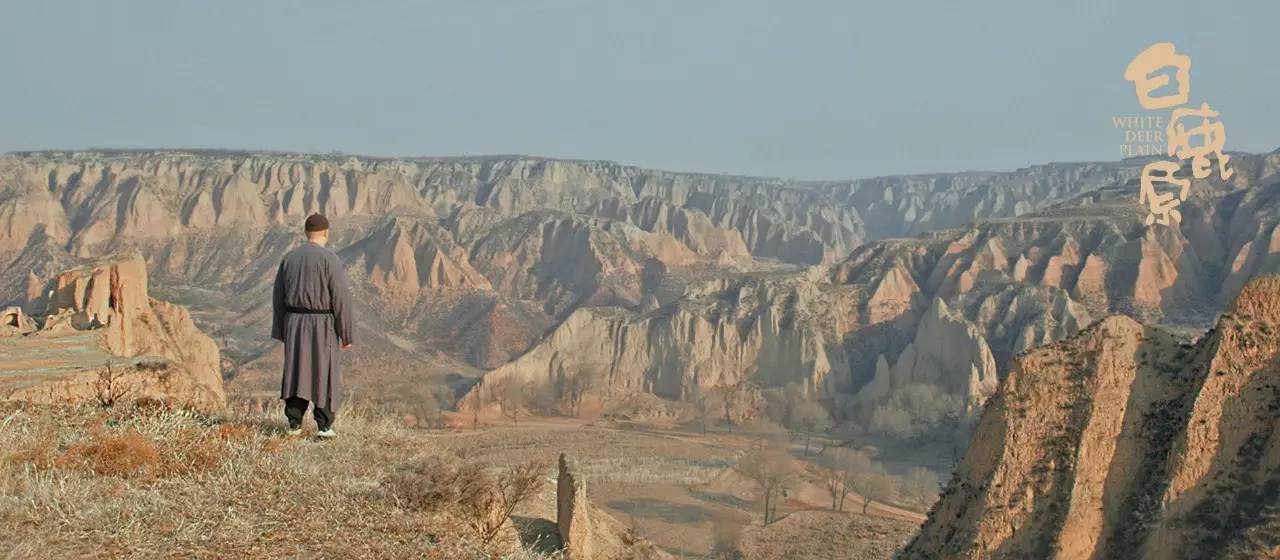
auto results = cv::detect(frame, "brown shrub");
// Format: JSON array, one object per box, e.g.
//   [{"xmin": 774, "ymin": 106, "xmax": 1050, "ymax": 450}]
[
  {"xmin": 383, "ymin": 455, "xmax": 469, "ymax": 511},
  {"xmin": 152, "ymin": 427, "xmax": 235, "ymax": 477},
  {"xmin": 382, "ymin": 455, "xmax": 547, "ymax": 545},
  {"xmin": 260, "ymin": 437, "xmax": 286, "ymax": 454},
  {"xmin": 57, "ymin": 430, "xmax": 161, "ymax": 478},
  {"xmin": 711, "ymin": 511, "xmax": 747, "ymax": 559},
  {"xmin": 132, "ymin": 397, "xmax": 173, "ymax": 413},
  {"xmin": 216, "ymin": 422, "xmax": 256, "ymax": 442},
  {"xmin": 457, "ymin": 460, "xmax": 545, "ymax": 545},
  {"xmin": 173, "ymin": 435, "xmax": 227, "ymax": 476},
  {"xmin": 9, "ymin": 428, "xmax": 58, "ymax": 469}
]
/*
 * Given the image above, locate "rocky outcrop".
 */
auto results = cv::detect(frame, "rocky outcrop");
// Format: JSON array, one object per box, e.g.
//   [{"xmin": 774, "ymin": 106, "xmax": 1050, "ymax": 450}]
[
  {"xmin": 586, "ymin": 196, "xmax": 752, "ymax": 263},
  {"xmin": 0, "ymin": 306, "xmax": 37, "ymax": 336},
  {"xmin": 459, "ymin": 274, "xmax": 844, "ymax": 416},
  {"xmin": 554, "ymin": 453, "xmax": 671, "ymax": 560},
  {"xmin": 902, "ymin": 276, "xmax": 1280, "ymax": 560},
  {"xmin": 855, "ymin": 298, "xmax": 998, "ymax": 411},
  {"xmin": 342, "ymin": 217, "xmax": 491, "ymax": 298},
  {"xmin": 557, "ymin": 453, "xmax": 593, "ymax": 560},
  {"xmin": 0, "ymin": 254, "xmax": 224, "ymax": 412}
]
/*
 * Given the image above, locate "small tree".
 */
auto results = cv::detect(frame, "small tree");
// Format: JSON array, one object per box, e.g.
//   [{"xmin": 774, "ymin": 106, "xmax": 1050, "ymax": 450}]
[
  {"xmin": 903, "ymin": 466, "xmax": 940, "ymax": 509},
  {"xmin": 383, "ymin": 456, "xmax": 546, "ymax": 545},
  {"xmin": 847, "ymin": 457, "xmax": 893, "ymax": 515},
  {"xmin": 564, "ymin": 373, "xmax": 598, "ymax": 418},
  {"xmin": 868, "ymin": 383, "xmax": 966, "ymax": 443},
  {"xmin": 687, "ymin": 385, "xmax": 718, "ymax": 435},
  {"xmin": 414, "ymin": 397, "xmax": 441, "ymax": 429},
  {"xmin": 710, "ymin": 511, "xmax": 746, "ymax": 559},
  {"xmin": 722, "ymin": 388, "xmax": 735, "ymax": 427},
  {"xmin": 495, "ymin": 380, "xmax": 525, "ymax": 426},
  {"xmin": 823, "ymin": 447, "xmax": 851, "ymax": 512},
  {"xmin": 529, "ymin": 382, "xmax": 561, "ymax": 416},
  {"xmin": 791, "ymin": 401, "xmax": 833, "ymax": 456},
  {"xmin": 457, "ymin": 460, "xmax": 547, "ymax": 544},
  {"xmin": 738, "ymin": 419, "xmax": 796, "ymax": 525},
  {"xmin": 762, "ymin": 384, "xmax": 805, "ymax": 427},
  {"xmin": 762, "ymin": 388, "xmax": 789, "ymax": 426},
  {"xmin": 93, "ymin": 361, "xmax": 132, "ymax": 408}
]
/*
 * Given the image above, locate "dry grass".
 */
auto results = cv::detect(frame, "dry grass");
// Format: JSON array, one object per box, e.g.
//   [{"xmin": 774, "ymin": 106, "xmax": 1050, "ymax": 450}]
[
  {"xmin": 741, "ymin": 509, "xmax": 917, "ymax": 560},
  {"xmin": 1, "ymin": 403, "xmax": 920, "ymax": 559},
  {"xmin": 579, "ymin": 456, "xmax": 732, "ymax": 486},
  {"xmin": 0, "ymin": 401, "xmax": 558, "ymax": 559}
]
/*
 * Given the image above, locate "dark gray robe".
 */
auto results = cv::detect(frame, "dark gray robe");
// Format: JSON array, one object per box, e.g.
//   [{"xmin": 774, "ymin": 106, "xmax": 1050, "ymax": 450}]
[{"xmin": 271, "ymin": 241, "xmax": 355, "ymax": 410}]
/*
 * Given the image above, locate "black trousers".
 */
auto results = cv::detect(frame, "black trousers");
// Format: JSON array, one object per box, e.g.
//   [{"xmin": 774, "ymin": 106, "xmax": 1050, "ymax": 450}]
[{"xmin": 284, "ymin": 397, "xmax": 335, "ymax": 431}]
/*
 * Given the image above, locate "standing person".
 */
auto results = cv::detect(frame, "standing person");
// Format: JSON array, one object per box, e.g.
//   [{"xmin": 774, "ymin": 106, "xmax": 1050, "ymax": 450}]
[{"xmin": 271, "ymin": 214, "xmax": 355, "ymax": 439}]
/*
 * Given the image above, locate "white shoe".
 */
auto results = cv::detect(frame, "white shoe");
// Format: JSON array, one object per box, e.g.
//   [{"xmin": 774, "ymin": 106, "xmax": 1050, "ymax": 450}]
[{"xmin": 316, "ymin": 428, "xmax": 337, "ymax": 439}]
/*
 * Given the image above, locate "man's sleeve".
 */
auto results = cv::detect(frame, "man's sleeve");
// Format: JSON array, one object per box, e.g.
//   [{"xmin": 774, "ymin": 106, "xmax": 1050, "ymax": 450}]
[
  {"xmin": 330, "ymin": 256, "xmax": 355, "ymax": 346},
  {"xmin": 270, "ymin": 261, "xmax": 286, "ymax": 342}
]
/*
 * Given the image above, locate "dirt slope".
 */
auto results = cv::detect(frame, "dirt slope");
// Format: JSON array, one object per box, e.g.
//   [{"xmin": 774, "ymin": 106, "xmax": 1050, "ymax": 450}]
[{"xmin": 902, "ymin": 276, "xmax": 1280, "ymax": 559}]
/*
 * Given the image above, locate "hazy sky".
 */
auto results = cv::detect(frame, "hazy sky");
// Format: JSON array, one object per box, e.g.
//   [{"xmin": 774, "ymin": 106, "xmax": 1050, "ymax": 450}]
[{"xmin": 2, "ymin": 0, "xmax": 1277, "ymax": 179}]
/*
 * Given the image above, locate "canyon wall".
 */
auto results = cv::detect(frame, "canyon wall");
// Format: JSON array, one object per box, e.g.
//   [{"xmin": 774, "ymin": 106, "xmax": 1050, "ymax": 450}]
[
  {"xmin": 2, "ymin": 149, "xmax": 1278, "ymax": 420},
  {"xmin": 902, "ymin": 276, "xmax": 1280, "ymax": 559}
]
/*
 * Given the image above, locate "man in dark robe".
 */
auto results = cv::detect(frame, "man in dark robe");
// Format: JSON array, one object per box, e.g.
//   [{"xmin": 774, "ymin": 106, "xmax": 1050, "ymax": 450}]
[{"xmin": 271, "ymin": 213, "xmax": 355, "ymax": 438}]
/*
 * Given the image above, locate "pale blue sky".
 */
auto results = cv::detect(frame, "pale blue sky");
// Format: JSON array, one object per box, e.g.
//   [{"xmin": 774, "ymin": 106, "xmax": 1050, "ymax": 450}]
[{"xmin": 2, "ymin": 0, "xmax": 1276, "ymax": 179}]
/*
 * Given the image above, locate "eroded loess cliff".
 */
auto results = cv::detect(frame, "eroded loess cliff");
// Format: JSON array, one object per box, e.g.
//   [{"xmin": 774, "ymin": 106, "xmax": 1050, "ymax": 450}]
[
  {"xmin": 902, "ymin": 276, "xmax": 1280, "ymax": 560},
  {"xmin": 459, "ymin": 272, "xmax": 842, "ymax": 414},
  {"xmin": 1, "ymin": 254, "xmax": 225, "ymax": 412},
  {"xmin": 3, "ymin": 149, "xmax": 1280, "ymax": 421}
]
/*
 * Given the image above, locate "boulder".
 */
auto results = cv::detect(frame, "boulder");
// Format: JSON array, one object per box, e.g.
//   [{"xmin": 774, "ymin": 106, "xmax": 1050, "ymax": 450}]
[{"xmin": 0, "ymin": 306, "xmax": 37, "ymax": 336}]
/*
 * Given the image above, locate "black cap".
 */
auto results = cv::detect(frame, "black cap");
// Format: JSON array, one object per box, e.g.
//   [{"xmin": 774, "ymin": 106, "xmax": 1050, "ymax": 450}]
[{"xmin": 304, "ymin": 213, "xmax": 330, "ymax": 232}]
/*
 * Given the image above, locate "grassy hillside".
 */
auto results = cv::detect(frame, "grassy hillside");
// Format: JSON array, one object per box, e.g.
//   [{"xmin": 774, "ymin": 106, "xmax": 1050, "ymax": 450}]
[{"xmin": 0, "ymin": 401, "xmax": 557, "ymax": 559}]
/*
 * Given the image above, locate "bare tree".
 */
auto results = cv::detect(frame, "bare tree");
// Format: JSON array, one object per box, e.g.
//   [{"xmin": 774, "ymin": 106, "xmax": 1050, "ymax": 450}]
[
  {"xmin": 383, "ymin": 456, "xmax": 546, "ymax": 545},
  {"xmin": 791, "ymin": 401, "xmax": 833, "ymax": 456},
  {"xmin": 847, "ymin": 454, "xmax": 893, "ymax": 515},
  {"xmin": 687, "ymin": 385, "xmax": 717, "ymax": 435},
  {"xmin": 529, "ymin": 382, "xmax": 561, "ymax": 416},
  {"xmin": 722, "ymin": 393, "xmax": 734, "ymax": 427},
  {"xmin": 762, "ymin": 385, "xmax": 803, "ymax": 428},
  {"xmin": 738, "ymin": 419, "xmax": 796, "ymax": 525},
  {"xmin": 903, "ymin": 466, "xmax": 940, "ymax": 509},
  {"xmin": 414, "ymin": 397, "xmax": 441, "ymax": 429},
  {"xmin": 761, "ymin": 388, "xmax": 788, "ymax": 426},
  {"xmin": 457, "ymin": 460, "xmax": 547, "ymax": 544},
  {"xmin": 563, "ymin": 373, "xmax": 598, "ymax": 418},
  {"xmin": 93, "ymin": 361, "xmax": 132, "ymax": 408},
  {"xmin": 823, "ymin": 447, "xmax": 852, "ymax": 512},
  {"xmin": 495, "ymin": 380, "xmax": 525, "ymax": 426}
]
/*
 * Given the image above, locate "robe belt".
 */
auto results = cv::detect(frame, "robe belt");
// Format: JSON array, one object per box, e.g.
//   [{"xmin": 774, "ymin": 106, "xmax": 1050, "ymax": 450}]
[{"xmin": 285, "ymin": 306, "xmax": 333, "ymax": 315}]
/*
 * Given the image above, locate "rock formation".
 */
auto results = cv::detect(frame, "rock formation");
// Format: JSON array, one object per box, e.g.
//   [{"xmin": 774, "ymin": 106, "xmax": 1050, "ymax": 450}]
[
  {"xmin": 2, "ymin": 149, "xmax": 1279, "ymax": 425},
  {"xmin": 0, "ymin": 254, "xmax": 224, "ymax": 412},
  {"xmin": 902, "ymin": 275, "xmax": 1280, "ymax": 559},
  {"xmin": 557, "ymin": 453, "xmax": 593, "ymax": 560},
  {"xmin": 855, "ymin": 298, "xmax": 998, "ymax": 411},
  {"xmin": 0, "ymin": 306, "xmax": 37, "ymax": 336},
  {"xmin": 458, "ymin": 274, "xmax": 843, "ymax": 417},
  {"xmin": 555, "ymin": 452, "xmax": 671, "ymax": 559}
]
